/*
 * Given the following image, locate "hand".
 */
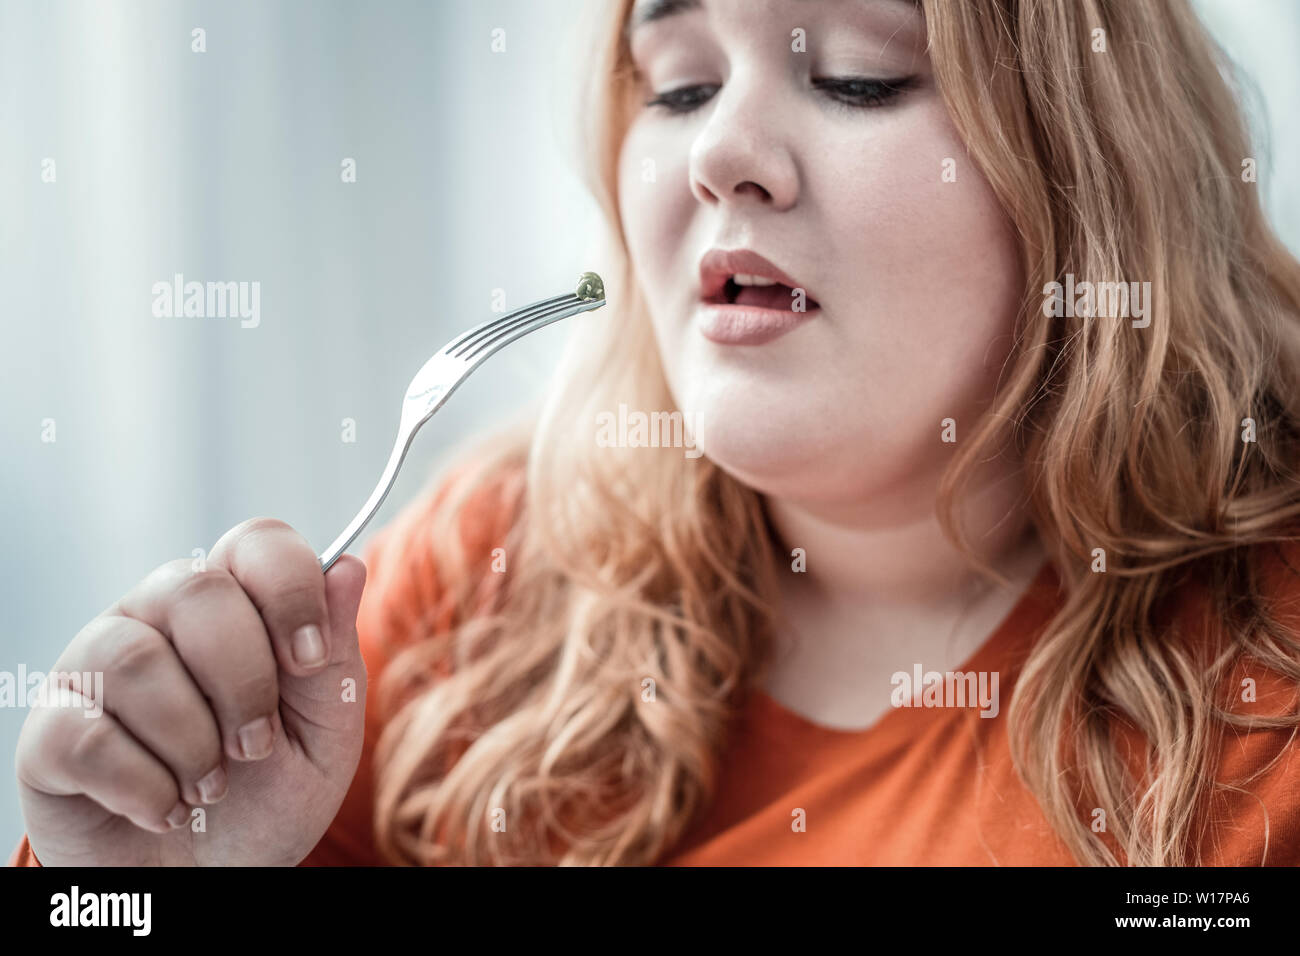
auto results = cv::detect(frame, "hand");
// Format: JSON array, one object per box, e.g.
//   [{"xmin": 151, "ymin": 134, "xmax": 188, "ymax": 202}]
[{"xmin": 15, "ymin": 519, "xmax": 368, "ymax": 866}]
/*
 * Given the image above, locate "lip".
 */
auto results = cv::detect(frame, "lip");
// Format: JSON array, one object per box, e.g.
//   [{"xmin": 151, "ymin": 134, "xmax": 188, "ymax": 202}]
[
  {"xmin": 696, "ymin": 302, "xmax": 818, "ymax": 345},
  {"xmin": 695, "ymin": 247, "xmax": 821, "ymax": 346},
  {"xmin": 697, "ymin": 248, "xmax": 820, "ymax": 304}
]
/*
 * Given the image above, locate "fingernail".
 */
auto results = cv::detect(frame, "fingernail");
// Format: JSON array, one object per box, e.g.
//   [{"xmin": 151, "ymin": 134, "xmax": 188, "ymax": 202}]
[
  {"xmin": 196, "ymin": 765, "xmax": 228, "ymax": 803},
  {"xmin": 292, "ymin": 623, "xmax": 326, "ymax": 668},
  {"xmin": 166, "ymin": 801, "xmax": 191, "ymax": 829},
  {"xmin": 238, "ymin": 717, "xmax": 273, "ymax": 759}
]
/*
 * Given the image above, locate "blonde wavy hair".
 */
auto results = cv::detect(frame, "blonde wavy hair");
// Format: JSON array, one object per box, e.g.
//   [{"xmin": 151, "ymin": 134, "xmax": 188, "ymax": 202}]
[{"xmin": 371, "ymin": 0, "xmax": 1300, "ymax": 866}]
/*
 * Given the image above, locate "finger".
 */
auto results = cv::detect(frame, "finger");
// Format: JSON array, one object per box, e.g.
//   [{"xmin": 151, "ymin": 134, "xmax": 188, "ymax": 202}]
[
  {"xmin": 276, "ymin": 554, "xmax": 369, "ymax": 744},
  {"xmin": 16, "ymin": 691, "xmax": 190, "ymax": 835},
  {"xmin": 322, "ymin": 553, "xmax": 366, "ymax": 669},
  {"xmin": 207, "ymin": 518, "xmax": 333, "ymax": 677},
  {"xmin": 67, "ymin": 614, "xmax": 227, "ymax": 806},
  {"xmin": 111, "ymin": 559, "xmax": 280, "ymax": 764}
]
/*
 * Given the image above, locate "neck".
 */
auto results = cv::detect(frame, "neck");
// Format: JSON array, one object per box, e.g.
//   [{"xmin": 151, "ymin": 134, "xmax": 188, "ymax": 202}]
[{"xmin": 762, "ymin": 456, "xmax": 1045, "ymax": 614}]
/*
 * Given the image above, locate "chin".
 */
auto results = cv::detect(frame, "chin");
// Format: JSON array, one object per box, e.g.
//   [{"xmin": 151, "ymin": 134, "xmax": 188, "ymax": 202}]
[
  {"xmin": 692, "ymin": 414, "xmax": 845, "ymax": 493},
  {"xmin": 693, "ymin": 410, "xmax": 935, "ymax": 509}
]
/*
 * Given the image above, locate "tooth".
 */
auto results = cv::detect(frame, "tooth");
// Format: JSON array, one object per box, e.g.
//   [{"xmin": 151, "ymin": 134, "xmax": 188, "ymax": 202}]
[{"xmin": 732, "ymin": 274, "xmax": 778, "ymax": 287}]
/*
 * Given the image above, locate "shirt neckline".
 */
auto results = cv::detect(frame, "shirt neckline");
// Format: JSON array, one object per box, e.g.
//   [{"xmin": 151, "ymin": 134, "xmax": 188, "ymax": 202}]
[{"xmin": 749, "ymin": 557, "xmax": 1062, "ymax": 739}]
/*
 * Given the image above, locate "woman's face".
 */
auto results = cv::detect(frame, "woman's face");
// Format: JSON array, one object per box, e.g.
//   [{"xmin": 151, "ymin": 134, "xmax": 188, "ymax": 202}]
[{"xmin": 617, "ymin": 0, "xmax": 1024, "ymax": 508}]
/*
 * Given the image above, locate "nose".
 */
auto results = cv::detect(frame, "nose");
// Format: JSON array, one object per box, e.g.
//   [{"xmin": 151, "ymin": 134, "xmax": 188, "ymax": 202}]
[{"xmin": 687, "ymin": 74, "xmax": 799, "ymax": 211}]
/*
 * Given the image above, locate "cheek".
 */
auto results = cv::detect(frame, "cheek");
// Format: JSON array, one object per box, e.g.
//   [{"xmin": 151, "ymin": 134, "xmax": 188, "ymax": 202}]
[
  {"xmin": 812, "ymin": 98, "xmax": 1024, "ymax": 441},
  {"xmin": 617, "ymin": 122, "xmax": 703, "ymax": 412},
  {"xmin": 617, "ymin": 124, "xmax": 692, "ymax": 311},
  {"xmin": 825, "ymin": 98, "xmax": 1023, "ymax": 380}
]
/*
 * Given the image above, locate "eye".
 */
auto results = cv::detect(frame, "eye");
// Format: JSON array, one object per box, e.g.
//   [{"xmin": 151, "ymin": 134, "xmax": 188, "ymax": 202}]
[
  {"xmin": 645, "ymin": 83, "xmax": 720, "ymax": 115},
  {"xmin": 812, "ymin": 75, "xmax": 919, "ymax": 109},
  {"xmin": 643, "ymin": 75, "xmax": 919, "ymax": 117}
]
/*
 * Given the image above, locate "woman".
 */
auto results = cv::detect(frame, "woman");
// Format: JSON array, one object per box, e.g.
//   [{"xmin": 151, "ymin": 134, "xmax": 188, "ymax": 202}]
[{"xmin": 13, "ymin": 0, "xmax": 1300, "ymax": 867}]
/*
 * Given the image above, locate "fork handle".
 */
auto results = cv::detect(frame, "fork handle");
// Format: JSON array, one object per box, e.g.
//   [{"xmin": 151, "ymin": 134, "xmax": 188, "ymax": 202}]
[{"xmin": 317, "ymin": 428, "xmax": 414, "ymax": 572}]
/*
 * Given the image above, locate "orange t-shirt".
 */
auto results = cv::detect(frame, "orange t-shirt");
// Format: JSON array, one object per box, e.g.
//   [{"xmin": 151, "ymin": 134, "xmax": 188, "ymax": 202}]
[{"xmin": 10, "ymin": 464, "xmax": 1300, "ymax": 866}]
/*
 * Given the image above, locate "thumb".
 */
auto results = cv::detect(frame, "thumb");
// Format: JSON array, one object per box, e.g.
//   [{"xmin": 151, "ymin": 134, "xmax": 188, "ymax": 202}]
[
  {"xmin": 322, "ymin": 553, "xmax": 368, "ymax": 659},
  {"xmin": 276, "ymin": 554, "xmax": 369, "ymax": 746}
]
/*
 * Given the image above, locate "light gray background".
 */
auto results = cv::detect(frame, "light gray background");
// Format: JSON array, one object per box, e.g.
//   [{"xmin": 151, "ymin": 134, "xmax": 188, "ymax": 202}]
[{"xmin": 1, "ymin": 0, "xmax": 1295, "ymax": 855}]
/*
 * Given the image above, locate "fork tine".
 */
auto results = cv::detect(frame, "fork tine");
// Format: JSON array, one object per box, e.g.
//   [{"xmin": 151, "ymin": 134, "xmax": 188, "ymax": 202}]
[
  {"xmin": 452, "ymin": 295, "xmax": 577, "ymax": 359},
  {"xmin": 456, "ymin": 293, "xmax": 602, "ymax": 362},
  {"xmin": 444, "ymin": 293, "xmax": 572, "ymax": 357}
]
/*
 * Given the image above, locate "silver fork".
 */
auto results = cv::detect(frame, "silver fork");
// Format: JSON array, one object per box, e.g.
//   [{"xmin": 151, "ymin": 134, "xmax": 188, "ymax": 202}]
[{"xmin": 316, "ymin": 272, "xmax": 606, "ymax": 572}]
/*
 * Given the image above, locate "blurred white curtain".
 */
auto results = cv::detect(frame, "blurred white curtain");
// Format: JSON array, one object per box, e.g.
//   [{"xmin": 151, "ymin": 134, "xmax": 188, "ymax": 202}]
[{"xmin": 0, "ymin": 0, "xmax": 601, "ymax": 849}]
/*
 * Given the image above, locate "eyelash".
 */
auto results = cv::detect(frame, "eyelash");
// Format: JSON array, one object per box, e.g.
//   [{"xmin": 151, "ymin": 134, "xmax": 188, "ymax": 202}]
[{"xmin": 644, "ymin": 76, "xmax": 918, "ymax": 115}]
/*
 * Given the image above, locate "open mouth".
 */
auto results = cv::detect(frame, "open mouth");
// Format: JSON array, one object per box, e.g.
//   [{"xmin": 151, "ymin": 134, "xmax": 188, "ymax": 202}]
[{"xmin": 705, "ymin": 276, "xmax": 821, "ymax": 311}]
